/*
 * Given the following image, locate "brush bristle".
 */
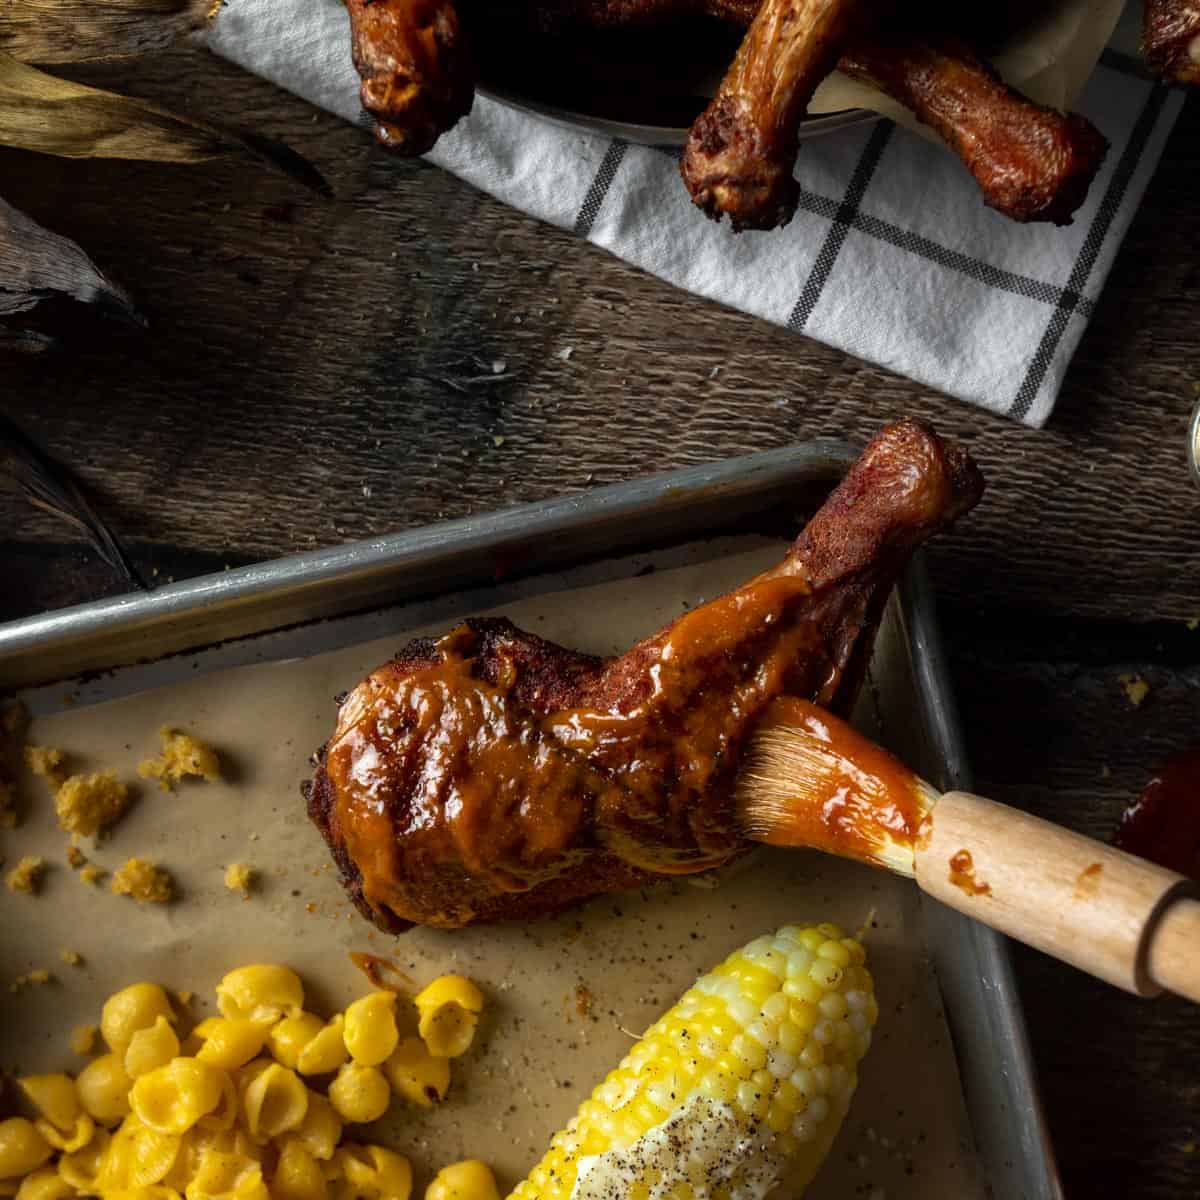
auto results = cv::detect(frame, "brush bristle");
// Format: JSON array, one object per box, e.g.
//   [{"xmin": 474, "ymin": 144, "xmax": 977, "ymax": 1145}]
[{"xmin": 734, "ymin": 699, "xmax": 940, "ymax": 879}]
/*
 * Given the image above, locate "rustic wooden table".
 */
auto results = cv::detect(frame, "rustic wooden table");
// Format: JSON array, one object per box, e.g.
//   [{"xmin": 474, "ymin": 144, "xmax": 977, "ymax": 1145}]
[{"xmin": 2, "ymin": 45, "xmax": 1198, "ymax": 1199}]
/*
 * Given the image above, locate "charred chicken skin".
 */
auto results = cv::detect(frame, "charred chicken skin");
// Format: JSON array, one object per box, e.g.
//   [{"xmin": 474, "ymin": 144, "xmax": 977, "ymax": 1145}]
[{"xmin": 307, "ymin": 420, "xmax": 983, "ymax": 932}]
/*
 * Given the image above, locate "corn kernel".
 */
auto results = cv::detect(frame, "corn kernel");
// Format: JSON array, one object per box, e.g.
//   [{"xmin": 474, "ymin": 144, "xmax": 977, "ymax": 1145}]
[
  {"xmin": 808, "ymin": 960, "xmax": 844, "ymax": 990},
  {"xmin": 817, "ymin": 941, "xmax": 851, "ymax": 968}
]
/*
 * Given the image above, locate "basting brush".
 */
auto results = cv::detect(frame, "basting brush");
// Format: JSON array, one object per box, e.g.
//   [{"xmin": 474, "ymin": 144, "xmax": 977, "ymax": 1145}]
[{"xmin": 735, "ymin": 696, "xmax": 1200, "ymax": 1003}]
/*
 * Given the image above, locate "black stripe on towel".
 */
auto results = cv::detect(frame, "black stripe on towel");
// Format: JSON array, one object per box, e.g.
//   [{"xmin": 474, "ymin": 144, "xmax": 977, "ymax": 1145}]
[
  {"xmin": 787, "ymin": 121, "xmax": 895, "ymax": 332},
  {"xmin": 1009, "ymin": 83, "xmax": 1167, "ymax": 422},
  {"xmin": 574, "ymin": 140, "xmax": 629, "ymax": 237}
]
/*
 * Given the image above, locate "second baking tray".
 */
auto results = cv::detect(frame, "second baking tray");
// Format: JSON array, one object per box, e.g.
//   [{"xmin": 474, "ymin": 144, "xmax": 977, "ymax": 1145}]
[{"xmin": 0, "ymin": 440, "xmax": 1060, "ymax": 1199}]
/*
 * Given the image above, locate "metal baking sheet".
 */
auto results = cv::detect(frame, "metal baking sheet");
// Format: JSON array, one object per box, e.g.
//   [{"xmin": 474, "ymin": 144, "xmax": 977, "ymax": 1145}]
[{"xmin": 0, "ymin": 443, "xmax": 1061, "ymax": 1199}]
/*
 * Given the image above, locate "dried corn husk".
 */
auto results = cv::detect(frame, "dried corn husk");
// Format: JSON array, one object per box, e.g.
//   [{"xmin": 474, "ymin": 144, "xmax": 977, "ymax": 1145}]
[
  {"xmin": 0, "ymin": 0, "xmax": 219, "ymax": 65},
  {"xmin": 0, "ymin": 53, "xmax": 330, "ymax": 191},
  {"xmin": 0, "ymin": 410, "xmax": 145, "ymax": 590},
  {"xmin": 0, "ymin": 196, "xmax": 137, "ymax": 320}
]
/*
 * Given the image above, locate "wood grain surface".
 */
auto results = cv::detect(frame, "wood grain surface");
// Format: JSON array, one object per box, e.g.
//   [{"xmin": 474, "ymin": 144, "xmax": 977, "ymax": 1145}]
[{"xmin": 1, "ymin": 44, "xmax": 1198, "ymax": 1198}]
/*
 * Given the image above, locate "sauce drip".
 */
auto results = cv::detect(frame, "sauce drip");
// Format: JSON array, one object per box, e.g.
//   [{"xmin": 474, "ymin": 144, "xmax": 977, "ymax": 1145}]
[
  {"xmin": 947, "ymin": 849, "xmax": 990, "ymax": 897},
  {"xmin": 1113, "ymin": 749, "xmax": 1200, "ymax": 882},
  {"xmin": 349, "ymin": 952, "xmax": 413, "ymax": 992}
]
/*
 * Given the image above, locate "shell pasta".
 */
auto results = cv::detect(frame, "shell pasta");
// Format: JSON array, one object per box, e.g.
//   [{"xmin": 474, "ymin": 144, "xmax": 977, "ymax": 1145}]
[{"xmin": 1, "ymin": 965, "xmax": 488, "ymax": 1200}]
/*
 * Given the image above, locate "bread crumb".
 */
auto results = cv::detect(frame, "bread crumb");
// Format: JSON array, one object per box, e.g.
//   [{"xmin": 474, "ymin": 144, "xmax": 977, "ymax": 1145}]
[
  {"xmin": 1, "ymin": 701, "xmax": 28, "ymax": 735},
  {"xmin": 6, "ymin": 855, "xmax": 47, "ymax": 894},
  {"xmin": 24, "ymin": 744, "xmax": 67, "ymax": 787},
  {"xmin": 175, "ymin": 990, "xmax": 193, "ymax": 1008},
  {"xmin": 67, "ymin": 845, "xmax": 87, "ymax": 869},
  {"xmin": 138, "ymin": 727, "xmax": 221, "ymax": 791},
  {"xmin": 1119, "ymin": 673, "xmax": 1150, "ymax": 708},
  {"xmin": 60, "ymin": 949, "xmax": 83, "ymax": 966},
  {"xmin": 111, "ymin": 857, "xmax": 173, "ymax": 904},
  {"xmin": 56, "ymin": 770, "xmax": 130, "ymax": 837},
  {"xmin": 70, "ymin": 1023, "xmax": 97, "ymax": 1054},
  {"xmin": 224, "ymin": 862, "xmax": 254, "ymax": 895},
  {"xmin": 80, "ymin": 864, "xmax": 105, "ymax": 886}
]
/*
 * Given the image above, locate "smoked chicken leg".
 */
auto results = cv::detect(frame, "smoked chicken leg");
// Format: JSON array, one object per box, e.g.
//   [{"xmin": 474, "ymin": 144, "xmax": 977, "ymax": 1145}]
[
  {"xmin": 307, "ymin": 420, "xmax": 983, "ymax": 931},
  {"xmin": 346, "ymin": 0, "xmax": 473, "ymax": 154}
]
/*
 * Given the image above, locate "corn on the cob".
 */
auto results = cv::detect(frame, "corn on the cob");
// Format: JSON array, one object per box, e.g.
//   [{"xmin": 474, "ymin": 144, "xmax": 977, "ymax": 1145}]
[{"xmin": 509, "ymin": 923, "xmax": 877, "ymax": 1200}]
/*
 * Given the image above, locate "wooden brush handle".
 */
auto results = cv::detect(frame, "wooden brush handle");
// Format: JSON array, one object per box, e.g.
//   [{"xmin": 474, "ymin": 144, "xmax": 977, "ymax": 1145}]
[{"xmin": 914, "ymin": 791, "xmax": 1200, "ymax": 1002}]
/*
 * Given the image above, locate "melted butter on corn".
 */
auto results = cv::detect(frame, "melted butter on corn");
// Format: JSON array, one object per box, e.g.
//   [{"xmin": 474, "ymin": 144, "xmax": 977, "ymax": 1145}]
[{"xmin": 509, "ymin": 923, "xmax": 878, "ymax": 1200}]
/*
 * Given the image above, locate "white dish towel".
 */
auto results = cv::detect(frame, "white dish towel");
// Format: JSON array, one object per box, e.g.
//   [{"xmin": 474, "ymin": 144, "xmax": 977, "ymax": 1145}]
[{"xmin": 206, "ymin": 1, "xmax": 1185, "ymax": 426}]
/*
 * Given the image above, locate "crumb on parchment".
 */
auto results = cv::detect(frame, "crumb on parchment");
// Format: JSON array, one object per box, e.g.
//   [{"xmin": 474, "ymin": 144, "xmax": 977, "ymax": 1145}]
[
  {"xmin": 224, "ymin": 863, "xmax": 254, "ymax": 895},
  {"xmin": 111, "ymin": 857, "xmax": 173, "ymax": 904},
  {"xmin": 80, "ymin": 864, "xmax": 105, "ymax": 886},
  {"xmin": 10, "ymin": 969, "xmax": 53, "ymax": 993},
  {"xmin": 56, "ymin": 770, "xmax": 130, "ymax": 837},
  {"xmin": 60, "ymin": 949, "xmax": 83, "ymax": 966},
  {"xmin": 67, "ymin": 845, "xmax": 87, "ymax": 869},
  {"xmin": 71, "ymin": 1023, "xmax": 97, "ymax": 1054},
  {"xmin": 138, "ymin": 727, "xmax": 221, "ymax": 791},
  {"xmin": 6, "ymin": 855, "xmax": 47, "ymax": 894},
  {"xmin": 1119, "ymin": 673, "xmax": 1150, "ymax": 708},
  {"xmin": 24, "ymin": 745, "xmax": 66, "ymax": 786}
]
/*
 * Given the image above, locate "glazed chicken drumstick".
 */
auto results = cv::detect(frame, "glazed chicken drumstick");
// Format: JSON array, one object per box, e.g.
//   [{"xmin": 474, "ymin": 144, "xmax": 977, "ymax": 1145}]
[{"xmin": 307, "ymin": 420, "xmax": 983, "ymax": 932}]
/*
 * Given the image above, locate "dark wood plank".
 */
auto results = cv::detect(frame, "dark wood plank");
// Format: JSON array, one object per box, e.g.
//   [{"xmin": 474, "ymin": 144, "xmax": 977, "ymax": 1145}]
[
  {"xmin": 2, "ymin": 43, "xmax": 1198, "ymax": 1200},
  {"xmin": 943, "ymin": 606, "xmax": 1200, "ymax": 1199}
]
